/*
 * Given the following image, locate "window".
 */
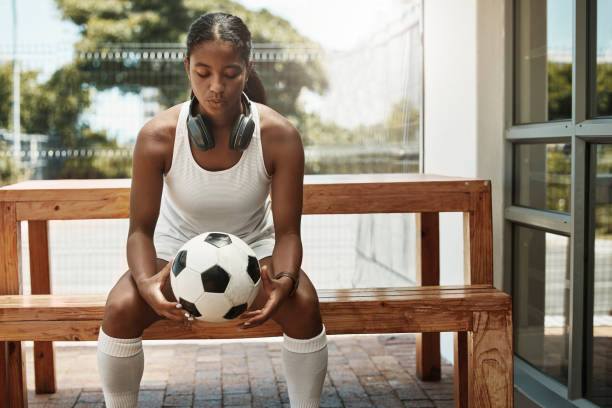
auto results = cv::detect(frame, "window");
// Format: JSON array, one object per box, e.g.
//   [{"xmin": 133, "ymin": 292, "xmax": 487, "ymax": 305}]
[
  {"xmin": 509, "ymin": 1, "xmax": 612, "ymax": 406},
  {"xmin": 590, "ymin": 0, "xmax": 612, "ymax": 118},
  {"xmin": 513, "ymin": 225, "xmax": 570, "ymax": 385},
  {"xmin": 513, "ymin": 143, "xmax": 571, "ymax": 212},
  {"xmin": 514, "ymin": 0, "xmax": 573, "ymax": 124},
  {"xmin": 585, "ymin": 143, "xmax": 612, "ymax": 406}
]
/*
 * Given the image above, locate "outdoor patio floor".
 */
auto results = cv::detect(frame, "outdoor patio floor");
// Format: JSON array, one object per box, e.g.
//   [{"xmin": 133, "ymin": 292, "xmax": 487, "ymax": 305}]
[{"xmin": 24, "ymin": 333, "xmax": 455, "ymax": 408}]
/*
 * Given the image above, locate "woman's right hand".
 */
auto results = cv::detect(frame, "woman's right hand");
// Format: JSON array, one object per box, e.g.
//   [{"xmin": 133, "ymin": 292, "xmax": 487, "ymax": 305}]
[{"xmin": 136, "ymin": 260, "xmax": 190, "ymax": 321}]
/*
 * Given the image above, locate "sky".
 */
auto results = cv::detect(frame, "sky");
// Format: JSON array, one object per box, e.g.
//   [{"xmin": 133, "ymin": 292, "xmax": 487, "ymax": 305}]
[
  {"xmin": 1, "ymin": 0, "xmax": 80, "ymax": 45},
  {"xmin": 2, "ymin": 0, "xmax": 610, "ymax": 54},
  {"xmin": 0, "ymin": 0, "xmax": 402, "ymax": 52},
  {"xmin": 2, "ymin": 0, "xmax": 612, "ymax": 69}
]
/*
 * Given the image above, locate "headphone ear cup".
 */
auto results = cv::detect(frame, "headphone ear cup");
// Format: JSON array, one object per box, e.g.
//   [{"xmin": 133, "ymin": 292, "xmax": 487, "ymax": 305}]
[
  {"xmin": 187, "ymin": 114, "xmax": 215, "ymax": 151},
  {"xmin": 229, "ymin": 115, "xmax": 255, "ymax": 152}
]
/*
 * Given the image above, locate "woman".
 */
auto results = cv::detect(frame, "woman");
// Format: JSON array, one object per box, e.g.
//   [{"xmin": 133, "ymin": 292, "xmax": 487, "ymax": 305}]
[{"xmin": 97, "ymin": 12, "xmax": 327, "ymax": 408}]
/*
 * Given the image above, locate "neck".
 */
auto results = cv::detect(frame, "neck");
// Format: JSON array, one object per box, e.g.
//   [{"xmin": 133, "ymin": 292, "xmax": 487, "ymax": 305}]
[{"xmin": 201, "ymin": 99, "xmax": 243, "ymax": 132}]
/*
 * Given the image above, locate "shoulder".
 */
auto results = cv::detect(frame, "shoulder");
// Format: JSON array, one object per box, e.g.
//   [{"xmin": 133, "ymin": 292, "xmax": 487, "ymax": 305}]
[
  {"xmin": 255, "ymin": 103, "xmax": 304, "ymax": 176},
  {"xmin": 137, "ymin": 103, "xmax": 183, "ymax": 147},
  {"xmin": 134, "ymin": 102, "xmax": 184, "ymax": 172},
  {"xmin": 256, "ymin": 102, "xmax": 302, "ymax": 149}
]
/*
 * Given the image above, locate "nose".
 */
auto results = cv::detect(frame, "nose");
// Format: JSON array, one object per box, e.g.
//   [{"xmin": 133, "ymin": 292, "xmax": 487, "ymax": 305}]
[{"xmin": 209, "ymin": 74, "xmax": 224, "ymax": 95}]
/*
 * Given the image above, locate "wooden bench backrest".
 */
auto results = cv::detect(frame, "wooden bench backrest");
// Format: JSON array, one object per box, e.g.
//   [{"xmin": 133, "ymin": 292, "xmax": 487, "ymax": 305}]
[{"xmin": 0, "ymin": 174, "xmax": 493, "ymax": 296}]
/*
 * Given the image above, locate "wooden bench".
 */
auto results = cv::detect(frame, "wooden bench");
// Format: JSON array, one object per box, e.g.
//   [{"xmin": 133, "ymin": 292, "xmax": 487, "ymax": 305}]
[{"xmin": 0, "ymin": 174, "xmax": 513, "ymax": 407}]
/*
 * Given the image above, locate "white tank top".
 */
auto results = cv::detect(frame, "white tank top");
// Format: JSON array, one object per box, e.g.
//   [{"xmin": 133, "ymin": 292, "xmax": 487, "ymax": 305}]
[{"xmin": 153, "ymin": 99, "xmax": 274, "ymax": 252}]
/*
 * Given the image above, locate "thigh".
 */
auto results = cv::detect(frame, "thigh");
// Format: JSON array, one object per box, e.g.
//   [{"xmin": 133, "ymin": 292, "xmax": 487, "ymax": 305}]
[{"xmin": 102, "ymin": 258, "xmax": 174, "ymax": 338}]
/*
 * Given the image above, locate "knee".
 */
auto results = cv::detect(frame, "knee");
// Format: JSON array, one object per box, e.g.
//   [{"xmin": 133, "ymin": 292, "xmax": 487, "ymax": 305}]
[
  {"xmin": 276, "ymin": 285, "xmax": 322, "ymax": 339},
  {"xmin": 297, "ymin": 272, "xmax": 320, "ymax": 311},
  {"xmin": 105, "ymin": 292, "xmax": 136, "ymax": 321},
  {"xmin": 103, "ymin": 290, "xmax": 149, "ymax": 338},
  {"xmin": 291, "ymin": 283, "xmax": 322, "ymax": 325},
  {"xmin": 297, "ymin": 289, "xmax": 320, "ymax": 315}
]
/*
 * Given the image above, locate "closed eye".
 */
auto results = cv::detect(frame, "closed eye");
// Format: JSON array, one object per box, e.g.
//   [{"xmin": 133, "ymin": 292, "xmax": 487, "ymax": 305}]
[{"xmin": 196, "ymin": 73, "xmax": 239, "ymax": 79}]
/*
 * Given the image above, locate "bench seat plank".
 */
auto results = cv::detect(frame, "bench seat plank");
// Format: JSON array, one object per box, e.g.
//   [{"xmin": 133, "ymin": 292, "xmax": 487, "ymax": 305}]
[
  {"xmin": 0, "ymin": 286, "xmax": 510, "ymax": 321},
  {"xmin": 0, "ymin": 313, "xmax": 472, "ymax": 341},
  {"xmin": 0, "ymin": 286, "xmax": 510, "ymax": 341}
]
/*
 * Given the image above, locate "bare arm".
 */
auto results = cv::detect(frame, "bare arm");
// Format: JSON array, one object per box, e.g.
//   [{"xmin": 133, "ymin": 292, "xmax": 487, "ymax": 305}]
[
  {"xmin": 268, "ymin": 123, "xmax": 304, "ymax": 290},
  {"xmin": 127, "ymin": 118, "xmax": 186, "ymax": 321},
  {"xmin": 238, "ymin": 116, "xmax": 305, "ymax": 328},
  {"xmin": 127, "ymin": 121, "xmax": 165, "ymax": 286}
]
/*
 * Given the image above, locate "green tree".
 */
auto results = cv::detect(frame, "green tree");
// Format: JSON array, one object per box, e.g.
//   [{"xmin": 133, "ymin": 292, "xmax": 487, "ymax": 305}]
[
  {"xmin": 59, "ymin": 134, "xmax": 133, "ymax": 178},
  {"xmin": 295, "ymin": 99, "xmax": 420, "ymax": 174},
  {"xmin": 384, "ymin": 99, "xmax": 420, "ymax": 145},
  {"xmin": 0, "ymin": 140, "xmax": 32, "ymax": 186},
  {"xmin": 546, "ymin": 145, "xmax": 571, "ymax": 213},
  {"xmin": 0, "ymin": 62, "xmax": 130, "ymax": 179},
  {"xmin": 595, "ymin": 63, "xmax": 612, "ymax": 117},
  {"xmin": 547, "ymin": 61, "xmax": 611, "ymax": 119},
  {"xmin": 0, "ymin": 65, "xmax": 11, "ymax": 128},
  {"xmin": 292, "ymin": 98, "xmax": 419, "ymax": 148},
  {"xmin": 548, "ymin": 62, "xmax": 572, "ymax": 121},
  {"xmin": 0, "ymin": 64, "xmax": 42, "ymax": 132}
]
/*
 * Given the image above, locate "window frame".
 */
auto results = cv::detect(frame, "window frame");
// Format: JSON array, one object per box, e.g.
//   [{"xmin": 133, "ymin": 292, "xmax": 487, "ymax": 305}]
[{"xmin": 505, "ymin": 0, "xmax": 612, "ymax": 405}]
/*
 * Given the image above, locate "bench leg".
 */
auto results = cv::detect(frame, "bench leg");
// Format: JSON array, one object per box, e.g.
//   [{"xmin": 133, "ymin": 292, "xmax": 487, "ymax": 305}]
[
  {"xmin": 468, "ymin": 311, "xmax": 513, "ymax": 407},
  {"xmin": 1, "ymin": 203, "xmax": 28, "ymax": 406},
  {"xmin": 454, "ymin": 332, "xmax": 469, "ymax": 408},
  {"xmin": 1, "ymin": 342, "xmax": 7, "ymax": 406},
  {"xmin": 34, "ymin": 342, "xmax": 56, "ymax": 393},
  {"xmin": 6, "ymin": 341, "xmax": 28, "ymax": 407},
  {"xmin": 28, "ymin": 221, "xmax": 56, "ymax": 394},
  {"xmin": 416, "ymin": 213, "xmax": 441, "ymax": 382},
  {"xmin": 417, "ymin": 333, "xmax": 440, "ymax": 380}
]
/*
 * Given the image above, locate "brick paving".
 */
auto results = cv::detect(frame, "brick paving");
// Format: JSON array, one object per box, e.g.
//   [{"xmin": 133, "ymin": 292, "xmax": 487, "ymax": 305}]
[{"xmin": 25, "ymin": 333, "xmax": 454, "ymax": 407}]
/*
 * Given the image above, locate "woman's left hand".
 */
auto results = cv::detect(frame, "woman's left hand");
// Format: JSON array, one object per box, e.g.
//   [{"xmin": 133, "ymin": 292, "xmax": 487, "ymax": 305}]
[{"xmin": 236, "ymin": 263, "xmax": 293, "ymax": 329}]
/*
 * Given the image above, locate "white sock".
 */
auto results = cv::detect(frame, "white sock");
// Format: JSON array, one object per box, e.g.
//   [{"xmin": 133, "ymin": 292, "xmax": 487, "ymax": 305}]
[
  {"xmin": 282, "ymin": 325, "xmax": 328, "ymax": 408},
  {"xmin": 97, "ymin": 327, "xmax": 144, "ymax": 408}
]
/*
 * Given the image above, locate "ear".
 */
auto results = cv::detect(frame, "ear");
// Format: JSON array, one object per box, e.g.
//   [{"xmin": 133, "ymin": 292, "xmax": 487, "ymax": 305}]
[
  {"xmin": 246, "ymin": 60, "xmax": 254, "ymax": 81},
  {"xmin": 184, "ymin": 57, "xmax": 191, "ymax": 80}
]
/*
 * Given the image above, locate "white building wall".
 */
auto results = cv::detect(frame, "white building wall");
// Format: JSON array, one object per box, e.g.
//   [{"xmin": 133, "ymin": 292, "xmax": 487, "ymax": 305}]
[{"xmin": 423, "ymin": 0, "xmax": 506, "ymax": 364}]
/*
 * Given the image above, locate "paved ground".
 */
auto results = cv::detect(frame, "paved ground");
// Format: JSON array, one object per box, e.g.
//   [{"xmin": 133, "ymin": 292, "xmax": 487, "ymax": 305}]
[{"xmin": 26, "ymin": 333, "xmax": 454, "ymax": 407}]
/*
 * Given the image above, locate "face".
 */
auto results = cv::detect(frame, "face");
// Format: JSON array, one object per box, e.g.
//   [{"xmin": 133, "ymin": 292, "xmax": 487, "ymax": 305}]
[{"xmin": 184, "ymin": 39, "xmax": 253, "ymax": 117}]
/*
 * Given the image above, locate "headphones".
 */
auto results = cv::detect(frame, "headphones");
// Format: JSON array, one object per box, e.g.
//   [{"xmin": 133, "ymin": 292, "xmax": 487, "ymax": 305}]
[{"xmin": 186, "ymin": 92, "xmax": 255, "ymax": 152}]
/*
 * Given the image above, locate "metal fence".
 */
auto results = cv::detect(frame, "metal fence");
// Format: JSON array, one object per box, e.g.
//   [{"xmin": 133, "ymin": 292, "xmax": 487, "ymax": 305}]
[{"xmin": 1, "ymin": 12, "xmax": 422, "ymax": 177}]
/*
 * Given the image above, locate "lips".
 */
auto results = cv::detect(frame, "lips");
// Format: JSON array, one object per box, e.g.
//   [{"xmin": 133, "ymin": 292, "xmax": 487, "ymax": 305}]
[{"xmin": 207, "ymin": 99, "xmax": 225, "ymax": 110}]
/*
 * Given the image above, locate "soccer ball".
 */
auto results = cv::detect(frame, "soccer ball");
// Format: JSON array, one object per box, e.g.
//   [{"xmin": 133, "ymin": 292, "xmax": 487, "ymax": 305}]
[{"xmin": 170, "ymin": 232, "xmax": 262, "ymax": 322}]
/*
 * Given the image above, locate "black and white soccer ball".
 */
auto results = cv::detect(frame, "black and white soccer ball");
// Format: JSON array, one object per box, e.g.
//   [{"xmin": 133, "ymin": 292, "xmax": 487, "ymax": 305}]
[{"xmin": 170, "ymin": 232, "xmax": 261, "ymax": 322}]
